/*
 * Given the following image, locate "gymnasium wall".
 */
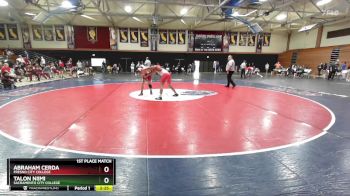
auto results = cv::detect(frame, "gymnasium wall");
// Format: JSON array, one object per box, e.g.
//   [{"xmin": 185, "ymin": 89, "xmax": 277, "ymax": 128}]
[
  {"xmin": 321, "ymin": 22, "xmax": 350, "ymax": 47},
  {"xmin": 30, "ymin": 49, "xmax": 278, "ymax": 72},
  {"xmin": 289, "ymin": 29, "xmax": 318, "ymax": 50}
]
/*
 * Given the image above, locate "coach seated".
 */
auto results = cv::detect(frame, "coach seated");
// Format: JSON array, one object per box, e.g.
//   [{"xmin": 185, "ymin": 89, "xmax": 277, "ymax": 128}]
[{"xmin": 1, "ymin": 63, "xmax": 17, "ymax": 89}]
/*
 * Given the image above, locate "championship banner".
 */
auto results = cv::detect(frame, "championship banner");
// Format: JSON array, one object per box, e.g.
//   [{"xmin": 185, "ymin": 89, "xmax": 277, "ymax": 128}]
[
  {"xmin": 54, "ymin": 25, "xmax": 65, "ymax": 41},
  {"xmin": 223, "ymin": 32, "xmax": 230, "ymax": 52},
  {"xmin": 159, "ymin": 29, "xmax": 167, "ymax": 44},
  {"xmin": 178, "ymin": 30, "xmax": 186, "ymax": 45},
  {"xmin": 239, "ymin": 32, "xmax": 247, "ymax": 46},
  {"xmin": 263, "ymin": 33, "xmax": 271, "ymax": 46},
  {"xmin": 87, "ymin": 26, "xmax": 97, "ymax": 43},
  {"xmin": 140, "ymin": 28, "xmax": 149, "ymax": 47},
  {"xmin": 7, "ymin": 24, "xmax": 19, "ymax": 40},
  {"xmin": 0, "ymin": 24, "xmax": 6, "ymax": 40},
  {"xmin": 187, "ymin": 30, "xmax": 194, "ymax": 52},
  {"xmin": 32, "ymin": 25, "xmax": 43, "ymax": 41},
  {"xmin": 247, "ymin": 33, "xmax": 256, "ymax": 47},
  {"xmin": 43, "ymin": 26, "xmax": 54, "ymax": 41},
  {"xmin": 129, "ymin": 28, "xmax": 138, "ymax": 43},
  {"xmin": 230, "ymin": 32, "xmax": 238, "ymax": 45},
  {"xmin": 66, "ymin": 25, "xmax": 75, "ymax": 49},
  {"xmin": 168, "ymin": 30, "xmax": 176, "ymax": 44},
  {"xmin": 21, "ymin": 24, "xmax": 31, "ymax": 49},
  {"xmin": 109, "ymin": 27, "xmax": 118, "ymax": 50},
  {"xmin": 256, "ymin": 34, "xmax": 263, "ymax": 54},
  {"xmin": 119, "ymin": 28, "xmax": 128, "ymax": 43}
]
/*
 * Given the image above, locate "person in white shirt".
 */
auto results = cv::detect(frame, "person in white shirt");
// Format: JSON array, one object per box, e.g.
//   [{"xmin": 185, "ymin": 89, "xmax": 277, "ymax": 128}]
[
  {"xmin": 213, "ymin": 61, "xmax": 217, "ymax": 73},
  {"xmin": 130, "ymin": 61, "xmax": 135, "ymax": 74},
  {"xmin": 240, "ymin": 60, "xmax": 247, "ymax": 79},
  {"xmin": 265, "ymin": 62, "xmax": 270, "ymax": 75},
  {"xmin": 40, "ymin": 56, "xmax": 46, "ymax": 67},
  {"xmin": 144, "ymin": 57, "xmax": 151, "ymax": 67},
  {"xmin": 225, "ymin": 55, "xmax": 236, "ymax": 88}
]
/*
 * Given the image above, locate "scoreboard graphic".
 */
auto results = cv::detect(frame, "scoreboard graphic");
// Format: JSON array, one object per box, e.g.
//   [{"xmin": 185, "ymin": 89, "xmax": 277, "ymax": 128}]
[{"xmin": 7, "ymin": 158, "xmax": 115, "ymax": 191}]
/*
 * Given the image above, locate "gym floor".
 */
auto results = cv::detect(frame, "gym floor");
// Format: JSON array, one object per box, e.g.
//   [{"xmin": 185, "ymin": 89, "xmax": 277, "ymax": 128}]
[{"xmin": 0, "ymin": 73, "xmax": 350, "ymax": 195}]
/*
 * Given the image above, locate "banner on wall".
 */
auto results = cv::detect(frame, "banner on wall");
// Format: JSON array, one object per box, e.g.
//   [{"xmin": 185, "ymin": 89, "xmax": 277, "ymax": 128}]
[
  {"xmin": 7, "ymin": 24, "xmax": 19, "ymax": 40},
  {"xmin": 256, "ymin": 34, "xmax": 263, "ymax": 53},
  {"xmin": 43, "ymin": 25, "xmax": 54, "ymax": 41},
  {"xmin": 263, "ymin": 33, "xmax": 271, "ymax": 46},
  {"xmin": 247, "ymin": 33, "xmax": 256, "ymax": 46},
  {"xmin": 178, "ymin": 30, "xmax": 186, "ymax": 45},
  {"xmin": 230, "ymin": 32, "xmax": 238, "ymax": 45},
  {"xmin": 130, "ymin": 28, "xmax": 138, "ymax": 43},
  {"xmin": 239, "ymin": 32, "xmax": 247, "ymax": 46},
  {"xmin": 87, "ymin": 26, "xmax": 97, "ymax": 43},
  {"xmin": 109, "ymin": 27, "xmax": 118, "ymax": 50},
  {"xmin": 140, "ymin": 28, "xmax": 149, "ymax": 47},
  {"xmin": 32, "ymin": 25, "xmax": 43, "ymax": 41},
  {"xmin": 119, "ymin": 28, "xmax": 128, "ymax": 43},
  {"xmin": 21, "ymin": 24, "xmax": 31, "ymax": 49},
  {"xmin": 150, "ymin": 28, "xmax": 158, "ymax": 51},
  {"xmin": 54, "ymin": 25, "xmax": 65, "ymax": 41},
  {"xmin": 168, "ymin": 30, "xmax": 176, "ymax": 44},
  {"xmin": 66, "ymin": 25, "xmax": 75, "ymax": 49},
  {"xmin": 223, "ymin": 32, "xmax": 230, "ymax": 52},
  {"xmin": 0, "ymin": 24, "xmax": 6, "ymax": 40},
  {"xmin": 187, "ymin": 30, "xmax": 194, "ymax": 52},
  {"xmin": 159, "ymin": 29, "xmax": 167, "ymax": 44}
]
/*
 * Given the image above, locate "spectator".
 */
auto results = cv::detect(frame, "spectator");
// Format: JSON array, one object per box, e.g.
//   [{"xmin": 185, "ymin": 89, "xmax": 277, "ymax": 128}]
[
  {"xmin": 240, "ymin": 60, "xmax": 247, "ymax": 79},
  {"xmin": 144, "ymin": 57, "xmax": 151, "ymax": 67}
]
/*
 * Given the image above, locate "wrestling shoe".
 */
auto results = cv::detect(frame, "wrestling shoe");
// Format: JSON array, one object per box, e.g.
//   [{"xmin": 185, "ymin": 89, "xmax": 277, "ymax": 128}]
[
  {"xmin": 155, "ymin": 97, "xmax": 162, "ymax": 100},
  {"xmin": 173, "ymin": 93, "xmax": 179, "ymax": 97}
]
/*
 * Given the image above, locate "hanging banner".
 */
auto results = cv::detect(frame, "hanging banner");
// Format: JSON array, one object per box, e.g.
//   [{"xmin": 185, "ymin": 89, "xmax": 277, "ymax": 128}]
[
  {"xmin": 66, "ymin": 25, "xmax": 75, "ymax": 49},
  {"xmin": 263, "ymin": 32, "xmax": 271, "ymax": 46},
  {"xmin": 32, "ymin": 25, "xmax": 43, "ymax": 41},
  {"xmin": 140, "ymin": 28, "xmax": 149, "ymax": 47},
  {"xmin": 256, "ymin": 34, "xmax": 263, "ymax": 53},
  {"xmin": 178, "ymin": 30, "xmax": 186, "ymax": 45},
  {"xmin": 188, "ymin": 30, "xmax": 194, "ymax": 52},
  {"xmin": 150, "ymin": 28, "xmax": 158, "ymax": 51},
  {"xmin": 54, "ymin": 25, "xmax": 65, "ymax": 41},
  {"xmin": 130, "ymin": 28, "xmax": 139, "ymax": 43},
  {"xmin": 109, "ymin": 27, "xmax": 118, "ymax": 50},
  {"xmin": 223, "ymin": 32, "xmax": 230, "ymax": 52},
  {"xmin": 87, "ymin": 26, "xmax": 97, "ymax": 43},
  {"xmin": 7, "ymin": 24, "xmax": 19, "ymax": 40},
  {"xmin": 168, "ymin": 30, "xmax": 177, "ymax": 44},
  {"xmin": 0, "ymin": 24, "xmax": 6, "ymax": 40},
  {"xmin": 159, "ymin": 29, "xmax": 167, "ymax": 44},
  {"xmin": 239, "ymin": 32, "xmax": 247, "ymax": 46},
  {"xmin": 119, "ymin": 28, "xmax": 128, "ymax": 43},
  {"xmin": 21, "ymin": 24, "xmax": 31, "ymax": 49},
  {"xmin": 230, "ymin": 32, "xmax": 238, "ymax": 46},
  {"xmin": 43, "ymin": 25, "xmax": 54, "ymax": 41},
  {"xmin": 247, "ymin": 33, "xmax": 256, "ymax": 46}
]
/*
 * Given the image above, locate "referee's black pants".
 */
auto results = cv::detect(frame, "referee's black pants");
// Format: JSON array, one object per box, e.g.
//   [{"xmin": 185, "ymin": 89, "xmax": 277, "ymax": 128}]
[{"xmin": 226, "ymin": 71, "xmax": 236, "ymax": 87}]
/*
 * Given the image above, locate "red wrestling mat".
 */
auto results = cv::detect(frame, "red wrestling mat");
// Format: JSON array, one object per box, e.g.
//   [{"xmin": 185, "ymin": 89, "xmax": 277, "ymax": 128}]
[{"xmin": 0, "ymin": 83, "xmax": 334, "ymax": 157}]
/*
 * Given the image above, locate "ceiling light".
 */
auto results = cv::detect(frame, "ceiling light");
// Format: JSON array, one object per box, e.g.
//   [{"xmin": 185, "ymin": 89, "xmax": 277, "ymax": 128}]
[
  {"xmin": 61, "ymin": 0, "xmax": 75, "ymax": 8},
  {"xmin": 316, "ymin": 0, "xmax": 332, "ymax": 6},
  {"xmin": 180, "ymin": 7, "xmax": 188, "ymax": 15},
  {"xmin": 0, "ymin": 0, "xmax": 8, "ymax": 6},
  {"xmin": 276, "ymin": 13, "xmax": 287, "ymax": 20},
  {"xmin": 124, "ymin": 5, "xmax": 132, "ymax": 13},
  {"xmin": 81, "ymin": 15, "xmax": 96, "ymax": 21},
  {"xmin": 132, "ymin": 17, "xmax": 143, "ymax": 23},
  {"xmin": 231, "ymin": 10, "xmax": 257, "ymax": 17},
  {"xmin": 181, "ymin": 19, "xmax": 186, "ymax": 25},
  {"xmin": 259, "ymin": 0, "xmax": 268, "ymax": 2},
  {"xmin": 25, "ymin": 12, "xmax": 36, "ymax": 16}
]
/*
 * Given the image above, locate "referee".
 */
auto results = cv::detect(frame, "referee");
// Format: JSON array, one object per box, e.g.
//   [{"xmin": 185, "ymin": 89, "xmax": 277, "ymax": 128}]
[{"xmin": 225, "ymin": 55, "xmax": 236, "ymax": 88}]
